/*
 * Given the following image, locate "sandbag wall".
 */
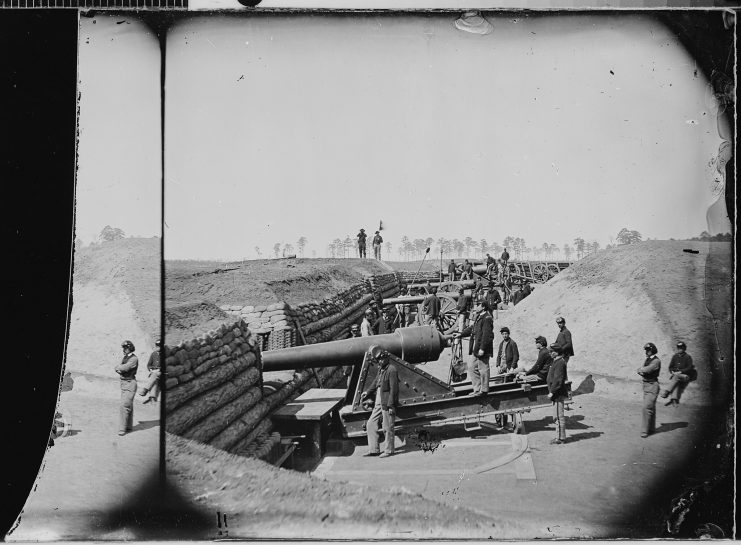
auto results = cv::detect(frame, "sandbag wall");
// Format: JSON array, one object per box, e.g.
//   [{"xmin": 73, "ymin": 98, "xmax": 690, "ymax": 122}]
[
  {"xmin": 293, "ymin": 284, "xmax": 375, "ymax": 344},
  {"xmin": 365, "ymin": 273, "xmax": 402, "ymax": 302},
  {"xmin": 220, "ymin": 302, "xmax": 296, "ymax": 351},
  {"xmin": 396, "ymin": 270, "xmax": 443, "ymax": 290},
  {"xmin": 164, "ymin": 319, "xmax": 282, "ymax": 459}
]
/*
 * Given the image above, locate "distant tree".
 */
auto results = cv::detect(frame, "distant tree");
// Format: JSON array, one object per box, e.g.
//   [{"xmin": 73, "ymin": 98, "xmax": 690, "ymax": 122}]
[
  {"xmin": 403, "ymin": 239, "xmax": 414, "ymax": 261},
  {"xmin": 413, "ymin": 238, "xmax": 427, "ymax": 259},
  {"xmin": 297, "ymin": 236, "xmax": 308, "ymax": 257},
  {"xmin": 549, "ymin": 243, "xmax": 559, "ymax": 259},
  {"xmin": 436, "ymin": 237, "xmax": 446, "ymax": 257},
  {"xmin": 401, "ymin": 236, "xmax": 410, "ymax": 260},
  {"xmin": 479, "ymin": 239, "xmax": 488, "ymax": 258},
  {"xmin": 273, "ymin": 243, "xmax": 281, "ymax": 258},
  {"xmin": 563, "ymin": 244, "xmax": 573, "ymax": 261},
  {"xmin": 573, "ymin": 237, "xmax": 586, "ymax": 259},
  {"xmin": 385, "ymin": 241, "xmax": 392, "ymax": 258},
  {"xmin": 254, "ymin": 246, "xmax": 262, "ymax": 258},
  {"xmin": 503, "ymin": 236, "xmax": 515, "ymax": 252},
  {"xmin": 99, "ymin": 225, "xmax": 125, "ymax": 242},
  {"xmin": 425, "ymin": 237, "xmax": 434, "ymax": 253},
  {"xmin": 283, "ymin": 243, "xmax": 294, "ymax": 257},
  {"xmin": 453, "ymin": 239, "xmax": 464, "ymax": 258},
  {"xmin": 542, "ymin": 242, "xmax": 550, "ymax": 258},
  {"xmin": 591, "ymin": 241, "xmax": 600, "ymax": 254},
  {"xmin": 343, "ymin": 236, "xmax": 353, "ymax": 258},
  {"xmin": 490, "ymin": 242, "xmax": 502, "ymax": 256},
  {"xmin": 616, "ymin": 228, "xmax": 643, "ymax": 245},
  {"xmin": 332, "ymin": 238, "xmax": 342, "ymax": 258},
  {"xmin": 464, "ymin": 237, "xmax": 474, "ymax": 257}
]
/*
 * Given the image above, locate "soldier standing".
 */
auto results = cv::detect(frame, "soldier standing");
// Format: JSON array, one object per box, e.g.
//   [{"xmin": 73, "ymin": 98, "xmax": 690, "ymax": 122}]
[
  {"xmin": 555, "ymin": 317, "xmax": 574, "ymax": 364},
  {"xmin": 116, "ymin": 340, "xmax": 139, "ymax": 436},
  {"xmin": 456, "ymin": 300, "xmax": 494, "ymax": 396},
  {"xmin": 137, "ymin": 339, "xmax": 161, "ymax": 404},
  {"xmin": 637, "ymin": 342, "xmax": 661, "ymax": 438},
  {"xmin": 547, "ymin": 343, "xmax": 569, "ymax": 444},
  {"xmin": 357, "ymin": 228, "xmax": 367, "ymax": 258},
  {"xmin": 372, "ymin": 231, "xmax": 384, "ymax": 260},
  {"xmin": 447, "ymin": 259, "xmax": 457, "ymax": 281},
  {"xmin": 361, "ymin": 346, "xmax": 399, "ymax": 458}
]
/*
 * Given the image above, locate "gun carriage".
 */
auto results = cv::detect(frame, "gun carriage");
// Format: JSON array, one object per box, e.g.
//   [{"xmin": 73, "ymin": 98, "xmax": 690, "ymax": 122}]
[{"xmin": 262, "ymin": 325, "xmax": 563, "ymax": 440}]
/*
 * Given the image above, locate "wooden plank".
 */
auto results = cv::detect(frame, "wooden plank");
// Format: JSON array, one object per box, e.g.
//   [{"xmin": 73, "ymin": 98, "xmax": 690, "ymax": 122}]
[
  {"xmin": 272, "ymin": 398, "xmax": 345, "ymax": 421},
  {"xmin": 293, "ymin": 388, "xmax": 346, "ymax": 403}
]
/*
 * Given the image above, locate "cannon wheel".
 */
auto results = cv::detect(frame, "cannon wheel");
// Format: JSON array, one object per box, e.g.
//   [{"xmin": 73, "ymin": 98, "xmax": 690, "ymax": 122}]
[
  {"xmin": 547, "ymin": 263, "xmax": 560, "ymax": 278},
  {"xmin": 437, "ymin": 281, "xmax": 459, "ymax": 294},
  {"xmin": 532, "ymin": 262, "xmax": 550, "ymax": 283},
  {"xmin": 438, "ymin": 293, "xmax": 459, "ymax": 334}
]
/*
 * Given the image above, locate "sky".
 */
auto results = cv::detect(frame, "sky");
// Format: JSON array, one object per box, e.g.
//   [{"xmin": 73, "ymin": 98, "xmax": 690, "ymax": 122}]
[
  {"xmin": 76, "ymin": 15, "xmax": 161, "ymax": 246},
  {"xmin": 76, "ymin": 12, "xmax": 731, "ymax": 260}
]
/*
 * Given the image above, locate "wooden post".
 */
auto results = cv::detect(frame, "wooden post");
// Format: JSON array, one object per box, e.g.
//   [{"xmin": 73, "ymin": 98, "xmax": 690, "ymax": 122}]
[{"xmin": 293, "ymin": 318, "xmax": 323, "ymax": 388}]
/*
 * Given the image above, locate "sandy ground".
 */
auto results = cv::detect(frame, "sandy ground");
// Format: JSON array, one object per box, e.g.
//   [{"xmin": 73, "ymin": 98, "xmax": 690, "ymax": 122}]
[
  {"xmin": 7, "ymin": 238, "xmax": 162, "ymax": 541},
  {"xmin": 164, "ymin": 240, "xmax": 733, "ymax": 539},
  {"xmin": 13, "ymin": 238, "xmax": 730, "ymax": 540},
  {"xmin": 8, "ymin": 378, "xmax": 160, "ymax": 541}
]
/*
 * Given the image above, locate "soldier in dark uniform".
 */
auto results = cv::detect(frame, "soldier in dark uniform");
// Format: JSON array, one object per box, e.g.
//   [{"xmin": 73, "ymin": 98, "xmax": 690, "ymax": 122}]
[
  {"xmin": 555, "ymin": 317, "xmax": 574, "ymax": 364},
  {"xmin": 116, "ymin": 340, "xmax": 139, "ymax": 436},
  {"xmin": 456, "ymin": 300, "xmax": 494, "ymax": 396},
  {"xmin": 361, "ymin": 346, "xmax": 399, "ymax": 458},
  {"xmin": 547, "ymin": 344, "xmax": 569, "ymax": 444},
  {"xmin": 138, "ymin": 339, "xmax": 161, "ymax": 404},
  {"xmin": 448, "ymin": 259, "xmax": 457, "ymax": 281},
  {"xmin": 357, "ymin": 228, "xmax": 367, "ymax": 258},
  {"xmin": 637, "ymin": 342, "xmax": 661, "ymax": 438},
  {"xmin": 660, "ymin": 341, "xmax": 696, "ymax": 406}
]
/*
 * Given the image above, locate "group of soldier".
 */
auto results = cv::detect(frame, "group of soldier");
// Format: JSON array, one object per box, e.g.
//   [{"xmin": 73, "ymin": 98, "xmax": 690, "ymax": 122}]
[{"xmin": 356, "ymin": 228, "xmax": 384, "ymax": 260}]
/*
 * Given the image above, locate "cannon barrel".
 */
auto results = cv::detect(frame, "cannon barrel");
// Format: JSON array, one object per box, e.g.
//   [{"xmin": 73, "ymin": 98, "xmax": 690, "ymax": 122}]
[{"xmin": 261, "ymin": 325, "xmax": 448, "ymax": 372}]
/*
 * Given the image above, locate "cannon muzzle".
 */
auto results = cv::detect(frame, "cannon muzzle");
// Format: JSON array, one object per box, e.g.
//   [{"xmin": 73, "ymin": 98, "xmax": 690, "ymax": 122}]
[{"xmin": 261, "ymin": 325, "xmax": 449, "ymax": 372}]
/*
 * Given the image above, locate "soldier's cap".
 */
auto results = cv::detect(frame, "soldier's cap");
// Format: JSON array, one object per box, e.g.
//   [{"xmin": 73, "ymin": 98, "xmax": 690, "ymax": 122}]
[
  {"xmin": 350, "ymin": 324, "xmax": 360, "ymax": 330},
  {"xmin": 556, "ymin": 317, "xmax": 566, "ymax": 324},
  {"xmin": 155, "ymin": 339, "xmax": 161, "ymax": 347},
  {"xmin": 365, "ymin": 308, "xmax": 374, "ymax": 315},
  {"xmin": 375, "ymin": 231, "xmax": 380, "ymax": 234},
  {"xmin": 535, "ymin": 336, "xmax": 547, "ymax": 346},
  {"xmin": 121, "ymin": 340, "xmax": 135, "ymax": 351},
  {"xmin": 360, "ymin": 228, "xmax": 365, "ymax": 231},
  {"xmin": 500, "ymin": 326, "xmax": 510, "ymax": 334},
  {"xmin": 370, "ymin": 345, "xmax": 389, "ymax": 360},
  {"xmin": 549, "ymin": 343, "xmax": 563, "ymax": 354},
  {"xmin": 676, "ymin": 341, "xmax": 687, "ymax": 349}
]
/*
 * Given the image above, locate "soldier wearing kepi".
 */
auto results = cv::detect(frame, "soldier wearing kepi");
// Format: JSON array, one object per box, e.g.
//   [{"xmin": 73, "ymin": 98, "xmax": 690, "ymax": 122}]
[
  {"xmin": 637, "ymin": 342, "xmax": 661, "ymax": 438},
  {"xmin": 115, "ymin": 340, "xmax": 139, "ymax": 436},
  {"xmin": 361, "ymin": 346, "xmax": 399, "ymax": 458},
  {"xmin": 546, "ymin": 343, "xmax": 569, "ymax": 444},
  {"xmin": 455, "ymin": 299, "xmax": 494, "ymax": 397},
  {"xmin": 137, "ymin": 339, "xmax": 161, "ymax": 404},
  {"xmin": 554, "ymin": 317, "xmax": 574, "ymax": 364},
  {"xmin": 660, "ymin": 341, "xmax": 697, "ymax": 406}
]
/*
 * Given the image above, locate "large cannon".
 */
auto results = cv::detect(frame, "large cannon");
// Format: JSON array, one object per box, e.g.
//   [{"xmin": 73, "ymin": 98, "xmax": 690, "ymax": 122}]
[
  {"xmin": 262, "ymin": 325, "xmax": 561, "ymax": 438},
  {"xmin": 262, "ymin": 326, "xmax": 450, "ymax": 372}
]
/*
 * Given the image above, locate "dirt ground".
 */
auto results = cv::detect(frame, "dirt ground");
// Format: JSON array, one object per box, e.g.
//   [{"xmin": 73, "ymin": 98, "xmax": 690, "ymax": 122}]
[
  {"xmin": 8, "ymin": 238, "xmax": 162, "ymax": 540},
  {"xmin": 166, "ymin": 257, "xmax": 391, "ymax": 308},
  {"xmin": 8, "ymin": 377, "xmax": 161, "ymax": 541},
  {"xmin": 66, "ymin": 238, "xmax": 161, "ymax": 377},
  {"xmin": 14, "ymin": 238, "xmax": 732, "ymax": 539},
  {"xmin": 164, "ymin": 240, "xmax": 734, "ymax": 539}
]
